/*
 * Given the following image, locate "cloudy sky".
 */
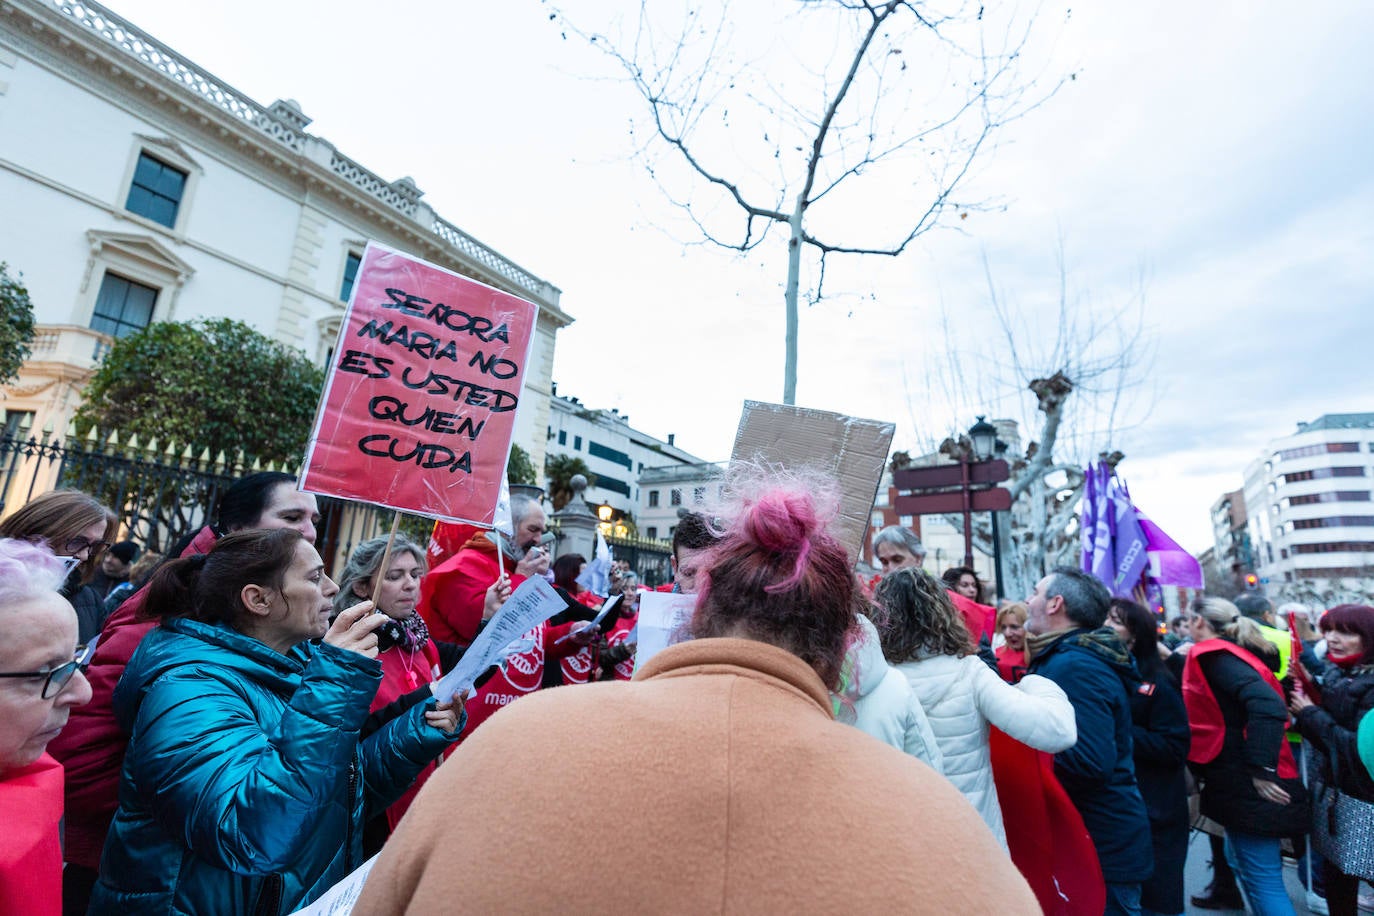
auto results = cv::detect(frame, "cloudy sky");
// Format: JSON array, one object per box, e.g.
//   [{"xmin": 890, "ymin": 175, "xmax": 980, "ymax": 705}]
[{"xmin": 98, "ymin": 0, "xmax": 1374, "ymax": 552}]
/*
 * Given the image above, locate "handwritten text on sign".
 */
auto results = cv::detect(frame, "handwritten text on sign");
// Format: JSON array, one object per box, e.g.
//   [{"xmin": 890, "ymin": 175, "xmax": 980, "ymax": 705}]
[{"xmin": 302, "ymin": 243, "xmax": 537, "ymax": 524}]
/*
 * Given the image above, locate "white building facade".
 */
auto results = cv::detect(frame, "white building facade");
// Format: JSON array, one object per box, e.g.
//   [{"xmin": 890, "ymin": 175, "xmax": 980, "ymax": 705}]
[
  {"xmin": 1242, "ymin": 413, "xmax": 1374, "ymax": 599},
  {"xmin": 0, "ymin": 0, "xmax": 569, "ymax": 486},
  {"xmin": 545, "ymin": 393, "xmax": 709, "ymax": 531}
]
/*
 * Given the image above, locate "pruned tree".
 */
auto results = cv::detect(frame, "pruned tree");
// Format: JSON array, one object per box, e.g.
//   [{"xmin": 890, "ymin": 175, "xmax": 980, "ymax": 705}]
[
  {"xmin": 0, "ymin": 262, "xmax": 36, "ymax": 387},
  {"xmin": 548, "ymin": 0, "xmax": 1069, "ymax": 404},
  {"xmin": 914, "ymin": 246, "xmax": 1155, "ymax": 599}
]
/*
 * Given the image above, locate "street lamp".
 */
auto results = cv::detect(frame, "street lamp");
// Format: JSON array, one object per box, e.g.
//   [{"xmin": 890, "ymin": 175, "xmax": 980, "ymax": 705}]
[
  {"xmin": 967, "ymin": 416, "xmax": 1003, "ymax": 600},
  {"xmin": 968, "ymin": 415, "xmax": 997, "ymax": 462}
]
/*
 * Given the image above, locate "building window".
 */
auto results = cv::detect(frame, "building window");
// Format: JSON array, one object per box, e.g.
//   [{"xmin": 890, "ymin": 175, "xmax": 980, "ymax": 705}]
[
  {"xmin": 1278, "ymin": 442, "xmax": 1360, "ymax": 460},
  {"xmin": 558, "ymin": 430, "xmax": 567, "ymax": 445},
  {"xmin": 125, "ymin": 153, "xmax": 187, "ymax": 228},
  {"xmin": 90, "ymin": 273, "xmax": 157, "ymax": 339},
  {"xmin": 574, "ymin": 435, "xmax": 582, "ymax": 451},
  {"xmin": 646, "ymin": 526, "xmax": 658, "ymax": 540},
  {"xmin": 670, "ymin": 489, "xmax": 682, "ymax": 506},
  {"xmin": 1292, "ymin": 541, "xmax": 1374, "ymax": 554},
  {"xmin": 1283, "ymin": 467, "xmax": 1366, "ymax": 483},
  {"xmin": 693, "ymin": 486, "xmax": 706, "ymax": 502},
  {"xmin": 589, "ymin": 441, "xmax": 633, "ymax": 469},
  {"xmin": 648, "ymin": 490, "xmax": 659, "ymax": 507},
  {"xmin": 339, "ymin": 251, "xmax": 362, "ymax": 302},
  {"xmin": 2, "ymin": 410, "xmax": 34, "ymax": 440},
  {"xmin": 1292, "ymin": 516, "xmax": 1374, "ymax": 529}
]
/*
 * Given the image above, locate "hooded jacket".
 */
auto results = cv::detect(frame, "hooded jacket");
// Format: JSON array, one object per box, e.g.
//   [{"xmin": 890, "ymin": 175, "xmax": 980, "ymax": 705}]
[
  {"xmin": 831, "ymin": 615, "xmax": 943, "ymax": 773},
  {"xmin": 90, "ymin": 618, "xmax": 458, "ymax": 915},
  {"xmin": 895, "ymin": 650, "xmax": 1076, "ymax": 847},
  {"xmin": 1028, "ymin": 626, "xmax": 1153, "ymax": 884}
]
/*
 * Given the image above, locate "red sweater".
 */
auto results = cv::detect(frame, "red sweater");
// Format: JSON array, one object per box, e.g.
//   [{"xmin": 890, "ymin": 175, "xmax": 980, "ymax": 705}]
[
  {"xmin": 0, "ymin": 754, "xmax": 65, "ymax": 916},
  {"xmin": 47, "ymin": 525, "xmax": 219, "ymax": 869}
]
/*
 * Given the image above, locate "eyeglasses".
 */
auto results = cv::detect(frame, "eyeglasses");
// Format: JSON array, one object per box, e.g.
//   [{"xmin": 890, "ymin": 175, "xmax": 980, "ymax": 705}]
[
  {"xmin": 0, "ymin": 641, "xmax": 95, "ymax": 699},
  {"xmin": 65, "ymin": 536, "xmax": 111, "ymax": 557}
]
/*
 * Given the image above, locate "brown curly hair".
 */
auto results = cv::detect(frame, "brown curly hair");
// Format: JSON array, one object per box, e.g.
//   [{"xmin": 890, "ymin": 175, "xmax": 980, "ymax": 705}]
[{"xmin": 874, "ymin": 567, "xmax": 971, "ymax": 662}]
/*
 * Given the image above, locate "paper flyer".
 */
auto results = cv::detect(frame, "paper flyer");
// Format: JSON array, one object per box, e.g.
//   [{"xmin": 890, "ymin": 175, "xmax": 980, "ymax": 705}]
[
  {"xmin": 633, "ymin": 591, "xmax": 697, "ymax": 671},
  {"xmin": 432, "ymin": 576, "xmax": 566, "ymax": 700}
]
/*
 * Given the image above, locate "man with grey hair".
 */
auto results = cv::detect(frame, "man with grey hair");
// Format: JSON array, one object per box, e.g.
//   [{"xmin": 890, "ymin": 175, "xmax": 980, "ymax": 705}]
[
  {"xmin": 872, "ymin": 525, "xmax": 927, "ymax": 576},
  {"xmin": 419, "ymin": 494, "xmax": 552, "ymax": 645},
  {"xmin": 1026, "ymin": 566, "xmax": 1152, "ymax": 916}
]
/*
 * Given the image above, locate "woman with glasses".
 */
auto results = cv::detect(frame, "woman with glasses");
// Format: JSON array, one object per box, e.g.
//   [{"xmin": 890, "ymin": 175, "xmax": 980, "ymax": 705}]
[
  {"xmin": 90, "ymin": 528, "xmax": 461, "ymax": 914},
  {"xmin": 1183, "ymin": 597, "xmax": 1308, "ymax": 916},
  {"xmin": 0, "ymin": 538, "xmax": 93, "ymax": 909},
  {"xmin": 0, "ymin": 489, "xmax": 117, "ymax": 644}
]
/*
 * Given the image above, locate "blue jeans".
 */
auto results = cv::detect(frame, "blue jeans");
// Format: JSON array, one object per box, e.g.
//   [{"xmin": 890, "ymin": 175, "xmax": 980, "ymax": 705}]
[
  {"xmin": 1224, "ymin": 829, "xmax": 1296, "ymax": 916},
  {"xmin": 1104, "ymin": 882, "xmax": 1143, "ymax": 916}
]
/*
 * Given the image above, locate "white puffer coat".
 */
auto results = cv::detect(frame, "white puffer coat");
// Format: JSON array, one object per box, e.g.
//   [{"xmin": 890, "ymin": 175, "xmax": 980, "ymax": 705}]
[
  {"xmin": 895, "ymin": 653, "xmax": 1077, "ymax": 846},
  {"xmin": 832, "ymin": 616, "xmax": 944, "ymax": 773}
]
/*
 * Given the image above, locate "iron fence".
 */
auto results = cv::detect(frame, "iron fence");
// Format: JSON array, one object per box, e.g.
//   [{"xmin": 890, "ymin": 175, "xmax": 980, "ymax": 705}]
[{"xmin": 0, "ymin": 419, "xmax": 393, "ymax": 573}]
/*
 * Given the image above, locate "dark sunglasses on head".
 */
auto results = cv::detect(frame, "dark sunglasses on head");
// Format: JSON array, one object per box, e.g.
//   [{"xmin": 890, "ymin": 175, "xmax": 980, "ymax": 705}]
[{"xmin": 0, "ymin": 639, "xmax": 96, "ymax": 700}]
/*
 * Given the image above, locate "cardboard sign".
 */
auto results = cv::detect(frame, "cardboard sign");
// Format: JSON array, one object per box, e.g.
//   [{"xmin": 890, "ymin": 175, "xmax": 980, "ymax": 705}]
[
  {"xmin": 302, "ymin": 242, "xmax": 537, "ymax": 524},
  {"xmin": 730, "ymin": 401, "xmax": 895, "ymax": 562}
]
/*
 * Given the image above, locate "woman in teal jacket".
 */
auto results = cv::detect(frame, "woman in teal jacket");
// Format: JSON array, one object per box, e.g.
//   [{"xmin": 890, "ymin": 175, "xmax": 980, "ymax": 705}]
[{"xmin": 91, "ymin": 528, "xmax": 463, "ymax": 914}]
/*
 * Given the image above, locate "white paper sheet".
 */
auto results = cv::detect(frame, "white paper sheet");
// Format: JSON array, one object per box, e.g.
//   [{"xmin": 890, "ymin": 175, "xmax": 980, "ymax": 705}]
[
  {"xmin": 287, "ymin": 855, "xmax": 377, "ymax": 915},
  {"xmin": 633, "ymin": 591, "xmax": 697, "ymax": 671},
  {"xmin": 431, "ymin": 576, "xmax": 567, "ymax": 701}
]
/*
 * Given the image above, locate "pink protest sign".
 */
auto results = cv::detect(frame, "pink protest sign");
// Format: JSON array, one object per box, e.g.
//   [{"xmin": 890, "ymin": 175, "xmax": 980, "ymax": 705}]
[{"xmin": 301, "ymin": 242, "xmax": 537, "ymax": 524}]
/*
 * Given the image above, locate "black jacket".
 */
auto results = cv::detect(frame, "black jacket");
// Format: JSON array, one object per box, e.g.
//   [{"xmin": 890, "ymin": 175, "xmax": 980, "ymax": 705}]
[
  {"xmin": 1029, "ymin": 627, "xmax": 1154, "ymax": 883},
  {"xmin": 1193, "ymin": 648, "xmax": 1298, "ymax": 834},
  {"xmin": 1296, "ymin": 663, "xmax": 1374, "ymax": 802},
  {"xmin": 1129, "ymin": 654, "xmax": 1190, "ymax": 827}
]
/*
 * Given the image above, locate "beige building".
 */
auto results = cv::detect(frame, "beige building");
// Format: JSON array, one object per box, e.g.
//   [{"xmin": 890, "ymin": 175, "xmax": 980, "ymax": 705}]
[{"xmin": 0, "ymin": 0, "xmax": 570, "ymax": 505}]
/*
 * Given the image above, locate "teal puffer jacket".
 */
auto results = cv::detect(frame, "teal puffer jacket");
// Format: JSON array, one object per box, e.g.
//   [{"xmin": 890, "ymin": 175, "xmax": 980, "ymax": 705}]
[{"xmin": 90, "ymin": 618, "xmax": 460, "ymax": 914}]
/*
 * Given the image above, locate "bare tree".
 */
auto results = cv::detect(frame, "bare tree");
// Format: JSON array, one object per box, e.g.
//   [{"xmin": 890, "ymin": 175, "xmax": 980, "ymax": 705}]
[
  {"xmin": 914, "ymin": 247, "xmax": 1156, "ymax": 599},
  {"xmin": 548, "ymin": 0, "xmax": 1069, "ymax": 404}
]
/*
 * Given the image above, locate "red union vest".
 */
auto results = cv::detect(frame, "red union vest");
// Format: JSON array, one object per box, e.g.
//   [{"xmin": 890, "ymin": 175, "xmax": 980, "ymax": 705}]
[{"xmin": 1183, "ymin": 638, "xmax": 1297, "ymax": 778}]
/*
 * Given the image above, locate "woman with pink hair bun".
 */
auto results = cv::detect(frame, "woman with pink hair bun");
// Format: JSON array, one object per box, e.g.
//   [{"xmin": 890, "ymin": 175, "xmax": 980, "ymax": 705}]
[
  {"xmin": 689, "ymin": 467, "xmax": 858, "ymax": 689},
  {"xmin": 355, "ymin": 464, "xmax": 1038, "ymax": 914}
]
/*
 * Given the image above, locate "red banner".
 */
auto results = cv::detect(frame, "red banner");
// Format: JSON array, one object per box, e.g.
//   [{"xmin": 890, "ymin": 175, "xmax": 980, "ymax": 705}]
[{"xmin": 301, "ymin": 242, "xmax": 537, "ymax": 524}]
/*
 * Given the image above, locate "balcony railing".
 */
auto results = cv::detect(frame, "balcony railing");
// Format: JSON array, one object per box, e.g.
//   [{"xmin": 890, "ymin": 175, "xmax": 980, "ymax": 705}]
[{"xmin": 43, "ymin": 0, "xmax": 559, "ymax": 307}]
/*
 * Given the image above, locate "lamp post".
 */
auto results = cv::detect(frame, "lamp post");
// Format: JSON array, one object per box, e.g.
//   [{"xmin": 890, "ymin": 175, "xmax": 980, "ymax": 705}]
[{"xmin": 967, "ymin": 416, "xmax": 1004, "ymax": 600}]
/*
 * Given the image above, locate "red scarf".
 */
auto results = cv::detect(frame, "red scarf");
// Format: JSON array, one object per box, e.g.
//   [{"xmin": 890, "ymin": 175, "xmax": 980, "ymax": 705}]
[{"xmin": 1183, "ymin": 639, "xmax": 1297, "ymax": 778}]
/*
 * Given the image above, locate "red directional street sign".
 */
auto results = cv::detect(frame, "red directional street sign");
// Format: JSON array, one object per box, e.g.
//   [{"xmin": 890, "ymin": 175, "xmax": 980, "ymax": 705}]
[
  {"xmin": 893, "ymin": 459, "xmax": 1010, "ymax": 491},
  {"xmin": 894, "ymin": 487, "xmax": 1013, "ymax": 516}
]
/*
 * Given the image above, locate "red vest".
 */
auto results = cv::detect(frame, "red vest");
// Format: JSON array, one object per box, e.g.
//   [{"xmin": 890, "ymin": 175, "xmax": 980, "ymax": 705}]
[{"xmin": 1183, "ymin": 639, "xmax": 1297, "ymax": 778}]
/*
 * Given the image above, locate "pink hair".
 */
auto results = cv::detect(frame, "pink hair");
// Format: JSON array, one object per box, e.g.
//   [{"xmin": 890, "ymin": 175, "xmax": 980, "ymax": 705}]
[
  {"xmin": 691, "ymin": 465, "xmax": 857, "ymax": 688},
  {"xmin": 0, "ymin": 538, "xmax": 68, "ymax": 606}
]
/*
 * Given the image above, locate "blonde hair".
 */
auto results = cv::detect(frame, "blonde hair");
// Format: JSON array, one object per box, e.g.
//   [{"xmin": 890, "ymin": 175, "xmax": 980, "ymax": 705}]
[
  {"xmin": 1192, "ymin": 596, "xmax": 1272, "ymax": 658},
  {"xmin": 996, "ymin": 602, "xmax": 1027, "ymax": 629}
]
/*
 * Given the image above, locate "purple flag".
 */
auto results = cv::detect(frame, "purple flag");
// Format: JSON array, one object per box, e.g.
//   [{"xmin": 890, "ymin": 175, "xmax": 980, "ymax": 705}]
[
  {"xmin": 1080, "ymin": 463, "xmax": 1100, "ymax": 575},
  {"xmin": 1136, "ymin": 507, "xmax": 1204, "ymax": 588},
  {"xmin": 1107, "ymin": 478, "xmax": 1150, "ymax": 597}
]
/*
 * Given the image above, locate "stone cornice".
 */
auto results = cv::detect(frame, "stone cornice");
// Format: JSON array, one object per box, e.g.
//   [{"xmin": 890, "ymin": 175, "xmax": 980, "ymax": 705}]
[{"xmin": 1, "ymin": 0, "xmax": 569, "ymax": 323}]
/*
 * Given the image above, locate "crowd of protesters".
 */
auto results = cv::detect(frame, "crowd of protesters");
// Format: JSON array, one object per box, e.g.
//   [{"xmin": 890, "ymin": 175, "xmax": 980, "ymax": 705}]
[{"xmin": 3, "ymin": 469, "xmax": 1374, "ymax": 915}]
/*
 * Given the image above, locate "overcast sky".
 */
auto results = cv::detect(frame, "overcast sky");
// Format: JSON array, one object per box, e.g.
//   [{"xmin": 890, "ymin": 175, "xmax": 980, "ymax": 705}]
[{"xmin": 96, "ymin": 0, "xmax": 1374, "ymax": 553}]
